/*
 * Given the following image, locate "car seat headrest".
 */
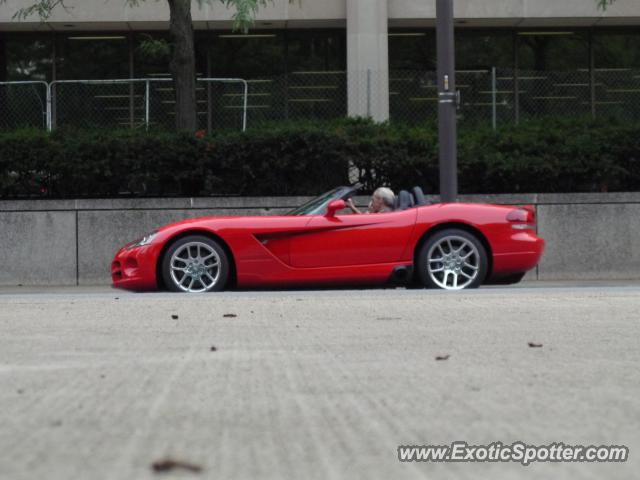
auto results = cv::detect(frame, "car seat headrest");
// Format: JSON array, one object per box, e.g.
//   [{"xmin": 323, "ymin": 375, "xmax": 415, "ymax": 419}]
[
  {"xmin": 398, "ymin": 190, "xmax": 412, "ymax": 210},
  {"xmin": 412, "ymin": 186, "xmax": 427, "ymax": 206}
]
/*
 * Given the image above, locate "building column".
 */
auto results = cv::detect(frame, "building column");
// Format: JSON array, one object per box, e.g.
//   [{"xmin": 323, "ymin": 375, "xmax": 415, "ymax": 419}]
[{"xmin": 346, "ymin": 0, "xmax": 389, "ymax": 122}]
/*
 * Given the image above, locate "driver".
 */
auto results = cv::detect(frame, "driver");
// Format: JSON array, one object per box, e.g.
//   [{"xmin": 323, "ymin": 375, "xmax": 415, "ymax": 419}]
[{"xmin": 346, "ymin": 187, "xmax": 395, "ymax": 214}]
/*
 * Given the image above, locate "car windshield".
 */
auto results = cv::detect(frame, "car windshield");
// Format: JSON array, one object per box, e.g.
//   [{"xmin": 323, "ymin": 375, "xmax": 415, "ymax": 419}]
[{"xmin": 286, "ymin": 187, "xmax": 347, "ymax": 216}]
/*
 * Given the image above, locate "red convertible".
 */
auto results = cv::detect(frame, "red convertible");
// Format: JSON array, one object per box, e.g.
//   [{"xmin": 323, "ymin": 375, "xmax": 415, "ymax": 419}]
[{"xmin": 111, "ymin": 184, "xmax": 544, "ymax": 292}]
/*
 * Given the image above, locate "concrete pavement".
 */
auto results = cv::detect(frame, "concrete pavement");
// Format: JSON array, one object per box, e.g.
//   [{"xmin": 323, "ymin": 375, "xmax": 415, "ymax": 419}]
[{"xmin": 1, "ymin": 284, "xmax": 639, "ymax": 479}]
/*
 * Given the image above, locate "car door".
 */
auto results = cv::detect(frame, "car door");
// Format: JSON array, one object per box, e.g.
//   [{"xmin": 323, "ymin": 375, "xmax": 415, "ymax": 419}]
[{"xmin": 289, "ymin": 208, "xmax": 418, "ymax": 268}]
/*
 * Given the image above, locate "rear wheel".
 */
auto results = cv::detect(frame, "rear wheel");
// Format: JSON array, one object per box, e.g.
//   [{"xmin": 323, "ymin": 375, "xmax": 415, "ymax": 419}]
[
  {"xmin": 162, "ymin": 235, "xmax": 229, "ymax": 293},
  {"xmin": 417, "ymin": 229, "xmax": 488, "ymax": 290}
]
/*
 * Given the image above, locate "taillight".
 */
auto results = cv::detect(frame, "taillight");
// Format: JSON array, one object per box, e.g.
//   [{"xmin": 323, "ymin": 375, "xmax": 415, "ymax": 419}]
[
  {"xmin": 507, "ymin": 206, "xmax": 536, "ymax": 230},
  {"xmin": 521, "ymin": 205, "xmax": 536, "ymax": 224},
  {"xmin": 506, "ymin": 209, "xmax": 528, "ymax": 222}
]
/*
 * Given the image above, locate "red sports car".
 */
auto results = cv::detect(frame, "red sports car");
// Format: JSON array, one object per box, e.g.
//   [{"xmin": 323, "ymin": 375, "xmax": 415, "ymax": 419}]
[{"xmin": 111, "ymin": 184, "xmax": 544, "ymax": 292}]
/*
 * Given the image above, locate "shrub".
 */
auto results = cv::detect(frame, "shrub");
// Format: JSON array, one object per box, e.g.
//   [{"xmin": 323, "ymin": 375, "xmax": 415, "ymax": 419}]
[{"xmin": 0, "ymin": 118, "xmax": 639, "ymax": 198}]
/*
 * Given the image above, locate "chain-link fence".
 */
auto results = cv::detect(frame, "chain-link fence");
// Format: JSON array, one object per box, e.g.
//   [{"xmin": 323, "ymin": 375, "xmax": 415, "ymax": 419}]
[
  {"xmin": 238, "ymin": 72, "xmax": 347, "ymax": 126},
  {"xmin": 2, "ymin": 69, "xmax": 640, "ymax": 131},
  {"xmin": 0, "ymin": 81, "xmax": 49, "ymax": 130},
  {"xmin": 390, "ymin": 68, "xmax": 640, "ymax": 126},
  {"xmin": 594, "ymin": 68, "xmax": 640, "ymax": 121},
  {"xmin": 49, "ymin": 78, "xmax": 247, "ymax": 132},
  {"xmin": 0, "ymin": 78, "xmax": 247, "ymax": 132},
  {"xmin": 390, "ymin": 69, "xmax": 518, "ymax": 126}
]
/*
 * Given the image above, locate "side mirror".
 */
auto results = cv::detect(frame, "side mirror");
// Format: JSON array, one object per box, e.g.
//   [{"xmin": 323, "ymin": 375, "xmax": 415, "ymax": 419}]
[{"xmin": 325, "ymin": 199, "xmax": 345, "ymax": 217}]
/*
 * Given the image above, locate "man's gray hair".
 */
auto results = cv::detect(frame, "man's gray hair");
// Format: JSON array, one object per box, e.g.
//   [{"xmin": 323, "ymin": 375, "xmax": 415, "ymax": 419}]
[{"xmin": 374, "ymin": 187, "xmax": 395, "ymax": 208}]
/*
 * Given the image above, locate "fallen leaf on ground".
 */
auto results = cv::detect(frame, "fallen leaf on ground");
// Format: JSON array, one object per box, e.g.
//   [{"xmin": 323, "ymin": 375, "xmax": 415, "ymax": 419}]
[
  {"xmin": 435, "ymin": 355, "xmax": 450, "ymax": 361},
  {"xmin": 528, "ymin": 342, "xmax": 543, "ymax": 348},
  {"xmin": 151, "ymin": 458, "xmax": 202, "ymax": 474},
  {"xmin": 223, "ymin": 313, "xmax": 237, "ymax": 318}
]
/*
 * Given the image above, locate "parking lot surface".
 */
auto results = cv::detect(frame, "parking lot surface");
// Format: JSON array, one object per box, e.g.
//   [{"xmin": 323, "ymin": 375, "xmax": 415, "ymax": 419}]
[{"xmin": 1, "ymin": 283, "xmax": 639, "ymax": 479}]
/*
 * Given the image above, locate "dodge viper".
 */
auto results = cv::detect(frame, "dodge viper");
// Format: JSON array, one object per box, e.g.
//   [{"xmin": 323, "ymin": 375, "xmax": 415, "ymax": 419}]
[{"xmin": 111, "ymin": 184, "xmax": 544, "ymax": 292}]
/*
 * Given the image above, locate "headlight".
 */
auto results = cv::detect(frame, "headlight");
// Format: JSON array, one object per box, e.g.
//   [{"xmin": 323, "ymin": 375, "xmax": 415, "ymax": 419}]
[{"xmin": 127, "ymin": 231, "xmax": 158, "ymax": 249}]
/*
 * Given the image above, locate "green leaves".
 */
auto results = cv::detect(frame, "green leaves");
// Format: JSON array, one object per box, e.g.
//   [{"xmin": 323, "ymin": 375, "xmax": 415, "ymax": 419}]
[
  {"xmin": 220, "ymin": 0, "xmax": 271, "ymax": 32},
  {"xmin": 1, "ymin": 118, "xmax": 639, "ymax": 199},
  {"xmin": 596, "ymin": 0, "xmax": 616, "ymax": 10},
  {"xmin": 136, "ymin": 34, "xmax": 171, "ymax": 61},
  {"xmin": 3, "ymin": 0, "xmax": 69, "ymax": 20},
  {"xmin": 3, "ymin": 0, "xmax": 285, "ymax": 32}
]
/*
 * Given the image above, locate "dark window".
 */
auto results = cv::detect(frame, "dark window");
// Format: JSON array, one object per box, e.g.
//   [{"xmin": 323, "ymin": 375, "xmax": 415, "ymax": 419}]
[
  {"xmin": 134, "ymin": 33, "xmax": 171, "ymax": 126},
  {"xmin": 515, "ymin": 31, "xmax": 591, "ymax": 120},
  {"xmin": 517, "ymin": 31, "xmax": 588, "ymax": 72},
  {"xmin": 287, "ymin": 30, "xmax": 346, "ymax": 72},
  {"xmin": 133, "ymin": 32, "xmax": 171, "ymax": 78},
  {"xmin": 52, "ymin": 34, "xmax": 130, "ymax": 129},
  {"xmin": 55, "ymin": 34, "xmax": 129, "ymax": 79},
  {"xmin": 1, "ymin": 34, "xmax": 53, "ymax": 129},
  {"xmin": 389, "ymin": 30, "xmax": 435, "ymax": 71},
  {"xmin": 4, "ymin": 34, "xmax": 53, "ymax": 81},
  {"xmin": 205, "ymin": 31, "xmax": 284, "ymax": 128},
  {"xmin": 209, "ymin": 31, "xmax": 284, "ymax": 78},
  {"xmin": 204, "ymin": 30, "xmax": 347, "ymax": 127},
  {"xmin": 593, "ymin": 30, "xmax": 640, "ymax": 69},
  {"xmin": 388, "ymin": 30, "xmax": 436, "ymax": 125},
  {"xmin": 593, "ymin": 30, "xmax": 640, "ymax": 121},
  {"xmin": 456, "ymin": 30, "xmax": 516, "ymax": 125},
  {"xmin": 389, "ymin": 29, "xmax": 515, "ymax": 125},
  {"xmin": 286, "ymin": 30, "xmax": 347, "ymax": 121},
  {"xmin": 456, "ymin": 30, "xmax": 513, "ymax": 70}
]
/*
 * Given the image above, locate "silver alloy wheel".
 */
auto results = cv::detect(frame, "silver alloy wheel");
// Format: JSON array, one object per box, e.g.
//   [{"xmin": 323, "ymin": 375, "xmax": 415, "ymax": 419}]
[
  {"xmin": 426, "ymin": 235, "xmax": 480, "ymax": 290},
  {"xmin": 169, "ymin": 241, "xmax": 221, "ymax": 293}
]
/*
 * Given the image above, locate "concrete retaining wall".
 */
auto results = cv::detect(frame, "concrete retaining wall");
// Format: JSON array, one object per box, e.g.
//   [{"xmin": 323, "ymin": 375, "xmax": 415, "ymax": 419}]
[{"xmin": 1, "ymin": 193, "xmax": 639, "ymax": 286}]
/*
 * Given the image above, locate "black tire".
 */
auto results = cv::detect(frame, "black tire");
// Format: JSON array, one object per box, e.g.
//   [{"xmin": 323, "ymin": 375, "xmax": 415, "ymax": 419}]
[
  {"xmin": 162, "ymin": 235, "xmax": 230, "ymax": 293},
  {"xmin": 485, "ymin": 272, "xmax": 526, "ymax": 285},
  {"xmin": 417, "ymin": 228, "xmax": 488, "ymax": 290}
]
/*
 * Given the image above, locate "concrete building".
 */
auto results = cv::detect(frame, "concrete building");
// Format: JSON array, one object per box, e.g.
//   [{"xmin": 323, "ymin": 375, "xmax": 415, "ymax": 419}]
[{"xmin": 1, "ymin": 0, "xmax": 640, "ymax": 128}]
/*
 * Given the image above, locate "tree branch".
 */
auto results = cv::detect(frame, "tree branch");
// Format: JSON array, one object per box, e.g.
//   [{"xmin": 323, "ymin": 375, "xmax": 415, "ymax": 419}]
[
  {"xmin": 596, "ymin": 0, "xmax": 616, "ymax": 10},
  {"xmin": 1, "ymin": 0, "xmax": 284, "ymax": 31},
  {"xmin": 0, "ymin": 0, "xmax": 71, "ymax": 20}
]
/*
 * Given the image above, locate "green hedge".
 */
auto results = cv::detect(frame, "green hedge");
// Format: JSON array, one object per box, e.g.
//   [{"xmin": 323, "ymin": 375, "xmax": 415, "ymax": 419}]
[{"xmin": 1, "ymin": 118, "xmax": 639, "ymax": 198}]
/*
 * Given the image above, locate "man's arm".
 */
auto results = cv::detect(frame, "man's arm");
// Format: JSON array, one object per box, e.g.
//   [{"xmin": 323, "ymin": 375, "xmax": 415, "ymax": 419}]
[{"xmin": 346, "ymin": 198, "xmax": 362, "ymax": 214}]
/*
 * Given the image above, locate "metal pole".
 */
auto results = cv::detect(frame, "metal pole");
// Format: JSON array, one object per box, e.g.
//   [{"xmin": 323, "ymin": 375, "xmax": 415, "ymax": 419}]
[
  {"xmin": 206, "ymin": 46, "xmax": 212, "ymax": 134},
  {"xmin": 436, "ymin": 0, "xmax": 457, "ymax": 202},
  {"xmin": 46, "ymin": 82, "xmax": 52, "ymax": 131},
  {"xmin": 491, "ymin": 66, "xmax": 497, "ymax": 130},
  {"xmin": 366, "ymin": 68, "xmax": 372, "ymax": 118},
  {"xmin": 145, "ymin": 79, "xmax": 150, "ymax": 131},
  {"xmin": 242, "ymin": 79, "xmax": 248, "ymax": 132}
]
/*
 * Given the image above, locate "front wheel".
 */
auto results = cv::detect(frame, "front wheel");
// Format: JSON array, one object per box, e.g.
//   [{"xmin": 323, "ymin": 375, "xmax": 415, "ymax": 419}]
[
  {"xmin": 417, "ymin": 229, "xmax": 488, "ymax": 290},
  {"xmin": 162, "ymin": 235, "xmax": 230, "ymax": 293}
]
